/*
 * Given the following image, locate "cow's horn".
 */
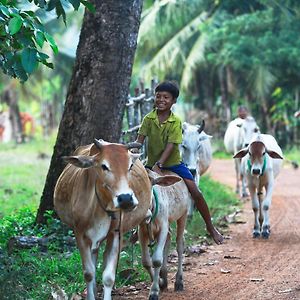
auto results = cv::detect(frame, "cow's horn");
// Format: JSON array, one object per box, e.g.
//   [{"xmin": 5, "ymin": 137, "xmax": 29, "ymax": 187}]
[
  {"xmin": 94, "ymin": 138, "xmax": 105, "ymax": 149},
  {"xmin": 126, "ymin": 142, "xmax": 142, "ymax": 150},
  {"xmin": 198, "ymin": 120, "xmax": 205, "ymax": 133}
]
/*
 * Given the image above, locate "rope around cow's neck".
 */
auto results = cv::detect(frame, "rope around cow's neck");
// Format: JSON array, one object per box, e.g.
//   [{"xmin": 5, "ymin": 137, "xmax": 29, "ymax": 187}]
[
  {"xmin": 94, "ymin": 182, "xmax": 116, "ymax": 219},
  {"xmin": 247, "ymin": 156, "xmax": 267, "ymax": 176}
]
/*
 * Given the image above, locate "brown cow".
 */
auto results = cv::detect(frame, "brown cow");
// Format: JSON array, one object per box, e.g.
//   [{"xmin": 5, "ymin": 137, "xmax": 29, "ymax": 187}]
[{"xmin": 54, "ymin": 139, "xmax": 178, "ymax": 300}]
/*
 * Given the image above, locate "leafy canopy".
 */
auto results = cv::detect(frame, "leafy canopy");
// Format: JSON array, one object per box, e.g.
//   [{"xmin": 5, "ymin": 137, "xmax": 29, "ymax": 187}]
[{"xmin": 0, "ymin": 0, "xmax": 94, "ymax": 82}]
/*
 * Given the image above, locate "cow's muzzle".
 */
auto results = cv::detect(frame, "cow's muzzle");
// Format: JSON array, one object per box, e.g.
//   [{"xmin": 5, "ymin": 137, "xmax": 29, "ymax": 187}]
[
  {"xmin": 252, "ymin": 168, "xmax": 261, "ymax": 175},
  {"xmin": 117, "ymin": 193, "xmax": 136, "ymax": 211}
]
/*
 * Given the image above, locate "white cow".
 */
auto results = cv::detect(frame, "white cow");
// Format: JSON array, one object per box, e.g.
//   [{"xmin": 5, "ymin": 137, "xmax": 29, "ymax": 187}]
[
  {"xmin": 224, "ymin": 116, "xmax": 260, "ymax": 196},
  {"xmin": 233, "ymin": 134, "xmax": 283, "ymax": 238},
  {"xmin": 180, "ymin": 120, "xmax": 212, "ymax": 184},
  {"xmin": 139, "ymin": 169, "xmax": 192, "ymax": 300}
]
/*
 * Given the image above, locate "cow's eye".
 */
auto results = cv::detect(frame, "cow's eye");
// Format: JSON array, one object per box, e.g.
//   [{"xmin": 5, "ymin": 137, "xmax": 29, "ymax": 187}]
[
  {"xmin": 181, "ymin": 144, "xmax": 187, "ymax": 149},
  {"xmin": 249, "ymin": 152, "xmax": 252, "ymax": 157},
  {"xmin": 129, "ymin": 163, "xmax": 134, "ymax": 171},
  {"xmin": 262, "ymin": 152, "xmax": 266, "ymax": 156},
  {"xmin": 254, "ymin": 128, "xmax": 259, "ymax": 133},
  {"xmin": 101, "ymin": 164, "xmax": 109, "ymax": 171}
]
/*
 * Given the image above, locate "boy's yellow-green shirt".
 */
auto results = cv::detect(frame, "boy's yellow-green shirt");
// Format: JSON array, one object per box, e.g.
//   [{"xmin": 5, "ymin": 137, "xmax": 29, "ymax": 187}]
[{"xmin": 138, "ymin": 109, "xmax": 182, "ymax": 167}]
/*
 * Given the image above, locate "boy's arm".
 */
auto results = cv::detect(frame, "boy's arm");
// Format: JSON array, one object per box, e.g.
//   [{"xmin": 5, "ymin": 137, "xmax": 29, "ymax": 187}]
[
  {"xmin": 152, "ymin": 142, "xmax": 174, "ymax": 174},
  {"xmin": 136, "ymin": 134, "xmax": 145, "ymax": 144},
  {"xmin": 131, "ymin": 134, "xmax": 146, "ymax": 154}
]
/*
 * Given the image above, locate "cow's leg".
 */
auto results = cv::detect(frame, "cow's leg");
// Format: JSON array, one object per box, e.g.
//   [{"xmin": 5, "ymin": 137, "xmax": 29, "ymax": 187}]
[
  {"xmin": 138, "ymin": 223, "xmax": 154, "ymax": 280},
  {"xmin": 261, "ymin": 181, "xmax": 274, "ymax": 239},
  {"xmin": 258, "ymin": 189, "xmax": 264, "ymax": 229},
  {"xmin": 234, "ymin": 158, "xmax": 240, "ymax": 195},
  {"xmin": 241, "ymin": 173, "xmax": 249, "ymax": 198},
  {"xmin": 102, "ymin": 231, "xmax": 121, "ymax": 300},
  {"xmin": 160, "ymin": 231, "xmax": 171, "ymax": 291},
  {"xmin": 91, "ymin": 248, "xmax": 99, "ymax": 294},
  {"xmin": 249, "ymin": 185, "xmax": 260, "ymax": 238},
  {"xmin": 174, "ymin": 215, "xmax": 187, "ymax": 291},
  {"xmin": 149, "ymin": 222, "xmax": 168, "ymax": 300},
  {"xmin": 76, "ymin": 234, "xmax": 97, "ymax": 300}
]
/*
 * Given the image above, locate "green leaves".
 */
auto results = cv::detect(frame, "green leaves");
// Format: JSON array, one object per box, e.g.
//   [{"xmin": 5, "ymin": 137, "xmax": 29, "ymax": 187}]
[
  {"xmin": 69, "ymin": 0, "xmax": 81, "ymax": 10},
  {"xmin": 0, "ymin": 0, "xmax": 91, "ymax": 81},
  {"xmin": 80, "ymin": 0, "xmax": 95, "ymax": 13},
  {"xmin": 44, "ymin": 32, "xmax": 58, "ymax": 54},
  {"xmin": 21, "ymin": 48, "xmax": 38, "ymax": 74},
  {"xmin": 8, "ymin": 15, "xmax": 22, "ymax": 34}
]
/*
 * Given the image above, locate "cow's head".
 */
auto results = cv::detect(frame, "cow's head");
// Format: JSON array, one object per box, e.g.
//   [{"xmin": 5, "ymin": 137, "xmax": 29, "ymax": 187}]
[
  {"xmin": 236, "ymin": 117, "xmax": 260, "ymax": 148},
  {"xmin": 233, "ymin": 141, "xmax": 283, "ymax": 176},
  {"xmin": 180, "ymin": 120, "xmax": 212, "ymax": 176},
  {"xmin": 63, "ymin": 139, "xmax": 142, "ymax": 212}
]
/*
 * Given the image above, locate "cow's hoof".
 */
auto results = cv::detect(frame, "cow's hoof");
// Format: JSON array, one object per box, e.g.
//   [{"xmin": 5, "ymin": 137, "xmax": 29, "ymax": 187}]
[
  {"xmin": 149, "ymin": 294, "xmax": 159, "ymax": 300},
  {"xmin": 242, "ymin": 192, "xmax": 249, "ymax": 198},
  {"xmin": 253, "ymin": 231, "xmax": 260, "ymax": 238},
  {"xmin": 174, "ymin": 281, "xmax": 184, "ymax": 291},
  {"xmin": 261, "ymin": 231, "xmax": 270, "ymax": 239}
]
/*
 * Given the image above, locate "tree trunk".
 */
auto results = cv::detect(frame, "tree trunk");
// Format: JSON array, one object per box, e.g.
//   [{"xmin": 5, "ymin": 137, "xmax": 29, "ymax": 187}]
[
  {"xmin": 36, "ymin": 0, "xmax": 143, "ymax": 223},
  {"xmin": 2, "ymin": 88, "xmax": 23, "ymax": 143}
]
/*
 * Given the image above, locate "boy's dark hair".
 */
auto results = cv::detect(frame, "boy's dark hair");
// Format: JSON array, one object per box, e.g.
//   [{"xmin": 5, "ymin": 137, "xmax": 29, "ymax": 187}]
[{"xmin": 155, "ymin": 81, "xmax": 179, "ymax": 99}]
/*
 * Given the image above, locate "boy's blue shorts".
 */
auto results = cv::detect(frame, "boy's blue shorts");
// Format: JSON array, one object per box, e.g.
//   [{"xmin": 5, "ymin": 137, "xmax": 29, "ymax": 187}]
[
  {"xmin": 146, "ymin": 162, "xmax": 194, "ymax": 181},
  {"xmin": 163, "ymin": 162, "xmax": 194, "ymax": 180}
]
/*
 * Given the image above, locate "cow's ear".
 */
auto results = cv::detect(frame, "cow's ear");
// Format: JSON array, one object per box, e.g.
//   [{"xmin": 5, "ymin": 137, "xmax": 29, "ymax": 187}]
[
  {"xmin": 153, "ymin": 175, "xmax": 181, "ymax": 187},
  {"xmin": 267, "ymin": 150, "xmax": 283, "ymax": 159},
  {"xmin": 62, "ymin": 155, "xmax": 96, "ymax": 168},
  {"xmin": 233, "ymin": 149, "xmax": 248, "ymax": 159}
]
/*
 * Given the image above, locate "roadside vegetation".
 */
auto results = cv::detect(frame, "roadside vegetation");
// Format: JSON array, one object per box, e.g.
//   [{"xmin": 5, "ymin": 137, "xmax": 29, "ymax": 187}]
[{"xmin": 0, "ymin": 138, "xmax": 241, "ymax": 299}]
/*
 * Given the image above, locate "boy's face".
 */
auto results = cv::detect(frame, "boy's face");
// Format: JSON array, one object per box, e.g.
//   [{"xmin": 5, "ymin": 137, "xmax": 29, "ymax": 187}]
[{"xmin": 154, "ymin": 91, "xmax": 176, "ymax": 113}]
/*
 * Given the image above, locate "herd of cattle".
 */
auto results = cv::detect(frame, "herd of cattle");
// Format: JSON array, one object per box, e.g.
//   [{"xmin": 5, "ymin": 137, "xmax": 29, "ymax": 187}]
[{"xmin": 52, "ymin": 111, "xmax": 297, "ymax": 300}]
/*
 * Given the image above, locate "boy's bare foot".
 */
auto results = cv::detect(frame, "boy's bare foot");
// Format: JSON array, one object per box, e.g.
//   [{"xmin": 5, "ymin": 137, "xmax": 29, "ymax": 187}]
[{"xmin": 208, "ymin": 227, "xmax": 224, "ymax": 245}]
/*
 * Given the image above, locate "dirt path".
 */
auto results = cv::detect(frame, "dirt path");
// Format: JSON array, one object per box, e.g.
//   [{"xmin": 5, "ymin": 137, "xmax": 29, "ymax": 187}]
[{"xmin": 114, "ymin": 159, "xmax": 300, "ymax": 300}]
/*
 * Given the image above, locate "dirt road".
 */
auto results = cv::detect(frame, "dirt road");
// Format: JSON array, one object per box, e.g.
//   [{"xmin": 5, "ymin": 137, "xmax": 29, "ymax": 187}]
[{"xmin": 114, "ymin": 159, "xmax": 300, "ymax": 300}]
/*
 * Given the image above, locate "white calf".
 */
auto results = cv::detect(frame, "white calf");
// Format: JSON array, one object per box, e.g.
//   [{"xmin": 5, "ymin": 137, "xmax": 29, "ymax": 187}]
[
  {"xmin": 224, "ymin": 116, "xmax": 260, "ymax": 196},
  {"xmin": 233, "ymin": 134, "xmax": 283, "ymax": 238},
  {"xmin": 139, "ymin": 169, "xmax": 192, "ymax": 300},
  {"xmin": 180, "ymin": 120, "xmax": 212, "ymax": 184}
]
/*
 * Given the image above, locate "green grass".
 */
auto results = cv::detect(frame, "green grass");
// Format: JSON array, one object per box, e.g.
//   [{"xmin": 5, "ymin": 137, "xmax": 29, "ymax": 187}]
[
  {"xmin": 213, "ymin": 150, "xmax": 232, "ymax": 159},
  {"xmin": 0, "ymin": 137, "xmax": 240, "ymax": 299},
  {"xmin": 284, "ymin": 146, "xmax": 300, "ymax": 162},
  {"xmin": 0, "ymin": 137, "xmax": 54, "ymax": 217}
]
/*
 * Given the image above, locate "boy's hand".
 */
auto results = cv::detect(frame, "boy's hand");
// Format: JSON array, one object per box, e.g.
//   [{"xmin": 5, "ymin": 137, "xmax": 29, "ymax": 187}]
[{"xmin": 152, "ymin": 164, "xmax": 164, "ymax": 175}]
